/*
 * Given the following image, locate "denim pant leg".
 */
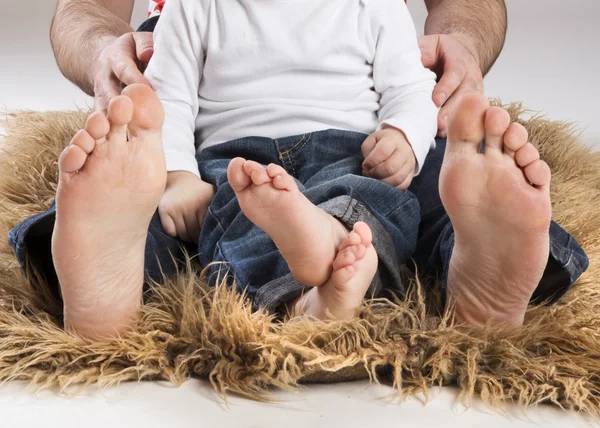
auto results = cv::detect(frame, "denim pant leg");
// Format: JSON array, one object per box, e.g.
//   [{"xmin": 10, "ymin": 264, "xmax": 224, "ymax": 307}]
[
  {"xmin": 8, "ymin": 202, "xmax": 196, "ymax": 298},
  {"xmin": 251, "ymin": 130, "xmax": 421, "ymax": 310},
  {"xmin": 197, "ymin": 137, "xmax": 314, "ymax": 310},
  {"xmin": 197, "ymin": 131, "xmax": 420, "ymax": 312},
  {"xmin": 409, "ymin": 137, "xmax": 590, "ymax": 304}
]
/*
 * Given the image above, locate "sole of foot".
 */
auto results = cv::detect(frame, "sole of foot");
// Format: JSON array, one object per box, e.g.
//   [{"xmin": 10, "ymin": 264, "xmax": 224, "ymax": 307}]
[
  {"xmin": 52, "ymin": 84, "xmax": 166, "ymax": 339},
  {"xmin": 440, "ymin": 93, "xmax": 552, "ymax": 327},
  {"xmin": 227, "ymin": 158, "xmax": 358, "ymax": 287},
  {"xmin": 291, "ymin": 225, "xmax": 378, "ymax": 320}
]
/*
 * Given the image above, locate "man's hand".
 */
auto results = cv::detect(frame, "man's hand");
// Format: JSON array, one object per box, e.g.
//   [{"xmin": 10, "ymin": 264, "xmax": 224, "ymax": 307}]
[
  {"xmin": 361, "ymin": 128, "xmax": 416, "ymax": 190},
  {"xmin": 158, "ymin": 171, "xmax": 216, "ymax": 243},
  {"xmin": 92, "ymin": 32, "xmax": 155, "ymax": 111},
  {"xmin": 419, "ymin": 34, "xmax": 484, "ymax": 137}
]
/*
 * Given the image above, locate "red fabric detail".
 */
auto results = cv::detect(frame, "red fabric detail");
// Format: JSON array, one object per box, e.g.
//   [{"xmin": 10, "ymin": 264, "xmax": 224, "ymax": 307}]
[{"xmin": 154, "ymin": 1, "xmax": 165, "ymax": 13}]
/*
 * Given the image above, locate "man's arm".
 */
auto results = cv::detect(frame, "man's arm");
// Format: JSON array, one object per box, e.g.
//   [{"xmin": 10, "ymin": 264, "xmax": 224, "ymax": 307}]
[
  {"xmin": 424, "ymin": 0, "xmax": 507, "ymax": 75},
  {"xmin": 51, "ymin": 0, "xmax": 153, "ymax": 109},
  {"xmin": 51, "ymin": 0, "xmax": 134, "ymax": 95},
  {"xmin": 419, "ymin": 0, "xmax": 507, "ymax": 136}
]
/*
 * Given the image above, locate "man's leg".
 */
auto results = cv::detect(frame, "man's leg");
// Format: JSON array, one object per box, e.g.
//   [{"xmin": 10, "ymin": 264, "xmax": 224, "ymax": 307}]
[
  {"xmin": 8, "ymin": 85, "xmax": 189, "ymax": 339},
  {"xmin": 410, "ymin": 94, "xmax": 589, "ymax": 326}
]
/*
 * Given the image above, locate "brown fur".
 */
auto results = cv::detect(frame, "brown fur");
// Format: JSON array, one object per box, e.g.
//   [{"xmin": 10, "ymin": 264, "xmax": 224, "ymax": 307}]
[{"xmin": 0, "ymin": 104, "xmax": 599, "ymax": 413}]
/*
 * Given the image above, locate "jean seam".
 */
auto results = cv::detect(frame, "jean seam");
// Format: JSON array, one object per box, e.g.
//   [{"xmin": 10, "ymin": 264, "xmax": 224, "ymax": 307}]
[
  {"xmin": 289, "ymin": 133, "xmax": 312, "ymax": 156},
  {"xmin": 278, "ymin": 134, "xmax": 308, "ymax": 156},
  {"xmin": 210, "ymin": 242, "xmax": 233, "ymax": 285},
  {"xmin": 346, "ymin": 199, "xmax": 362, "ymax": 226},
  {"xmin": 285, "ymin": 151, "xmax": 296, "ymax": 176},
  {"xmin": 549, "ymin": 238, "xmax": 581, "ymax": 277},
  {"xmin": 287, "ymin": 133, "xmax": 312, "ymax": 175},
  {"xmin": 206, "ymin": 204, "xmax": 228, "ymax": 236},
  {"xmin": 275, "ymin": 138, "xmax": 296, "ymax": 176},
  {"xmin": 550, "ymin": 238, "xmax": 571, "ymax": 260}
]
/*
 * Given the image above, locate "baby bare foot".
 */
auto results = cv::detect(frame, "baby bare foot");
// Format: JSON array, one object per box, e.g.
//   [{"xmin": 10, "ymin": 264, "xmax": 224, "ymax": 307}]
[
  {"xmin": 291, "ymin": 224, "xmax": 378, "ymax": 320},
  {"xmin": 52, "ymin": 84, "xmax": 166, "ymax": 339},
  {"xmin": 228, "ymin": 158, "xmax": 357, "ymax": 286},
  {"xmin": 440, "ymin": 94, "xmax": 552, "ymax": 327}
]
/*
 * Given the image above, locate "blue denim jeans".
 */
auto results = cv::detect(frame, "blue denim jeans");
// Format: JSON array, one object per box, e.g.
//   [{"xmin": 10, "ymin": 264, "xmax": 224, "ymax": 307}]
[
  {"xmin": 196, "ymin": 131, "xmax": 419, "ymax": 309},
  {"xmin": 9, "ymin": 130, "xmax": 420, "ymax": 311},
  {"xmin": 8, "ymin": 130, "xmax": 589, "ymax": 312}
]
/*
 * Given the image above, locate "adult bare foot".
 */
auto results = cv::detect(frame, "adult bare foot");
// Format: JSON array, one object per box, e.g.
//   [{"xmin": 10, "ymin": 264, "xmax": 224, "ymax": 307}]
[
  {"xmin": 291, "ymin": 226, "xmax": 378, "ymax": 320},
  {"xmin": 227, "ymin": 158, "xmax": 363, "ymax": 286},
  {"xmin": 440, "ymin": 94, "xmax": 552, "ymax": 327},
  {"xmin": 52, "ymin": 84, "xmax": 166, "ymax": 339}
]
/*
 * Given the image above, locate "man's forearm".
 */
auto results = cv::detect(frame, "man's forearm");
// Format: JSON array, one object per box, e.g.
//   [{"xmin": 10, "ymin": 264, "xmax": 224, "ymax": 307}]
[
  {"xmin": 51, "ymin": 0, "xmax": 135, "ymax": 95},
  {"xmin": 424, "ymin": 0, "xmax": 507, "ymax": 75}
]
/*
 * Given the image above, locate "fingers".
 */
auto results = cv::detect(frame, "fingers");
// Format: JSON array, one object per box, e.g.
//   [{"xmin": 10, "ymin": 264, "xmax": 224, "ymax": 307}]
[
  {"xmin": 365, "ymin": 149, "xmax": 406, "ymax": 179},
  {"xmin": 160, "ymin": 205, "xmax": 205, "ymax": 244},
  {"xmin": 362, "ymin": 142, "xmax": 416, "ymax": 189},
  {"xmin": 183, "ymin": 209, "xmax": 201, "ymax": 244},
  {"xmin": 421, "ymin": 35, "xmax": 484, "ymax": 138},
  {"xmin": 418, "ymin": 35, "xmax": 439, "ymax": 69},
  {"xmin": 115, "ymin": 34, "xmax": 153, "ymax": 87},
  {"xmin": 398, "ymin": 171, "xmax": 414, "ymax": 190},
  {"xmin": 434, "ymin": 68, "xmax": 464, "ymax": 108},
  {"xmin": 195, "ymin": 188, "xmax": 215, "ymax": 240},
  {"xmin": 172, "ymin": 213, "xmax": 191, "ymax": 243},
  {"xmin": 133, "ymin": 32, "xmax": 155, "ymax": 64},
  {"xmin": 158, "ymin": 202, "xmax": 193, "ymax": 243},
  {"xmin": 361, "ymin": 133, "xmax": 378, "ymax": 159},
  {"xmin": 362, "ymin": 130, "xmax": 416, "ymax": 188},
  {"xmin": 437, "ymin": 77, "xmax": 483, "ymax": 138},
  {"xmin": 159, "ymin": 211, "xmax": 177, "ymax": 238},
  {"xmin": 434, "ymin": 67, "xmax": 469, "ymax": 136},
  {"xmin": 380, "ymin": 162, "xmax": 415, "ymax": 189},
  {"xmin": 94, "ymin": 75, "xmax": 122, "ymax": 112},
  {"xmin": 362, "ymin": 136, "xmax": 396, "ymax": 171},
  {"xmin": 112, "ymin": 57, "xmax": 149, "ymax": 88},
  {"xmin": 93, "ymin": 33, "xmax": 153, "ymax": 112}
]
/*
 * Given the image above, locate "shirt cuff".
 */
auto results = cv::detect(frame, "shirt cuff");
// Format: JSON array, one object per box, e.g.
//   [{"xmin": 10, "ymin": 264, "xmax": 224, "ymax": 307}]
[{"xmin": 164, "ymin": 152, "xmax": 201, "ymax": 179}]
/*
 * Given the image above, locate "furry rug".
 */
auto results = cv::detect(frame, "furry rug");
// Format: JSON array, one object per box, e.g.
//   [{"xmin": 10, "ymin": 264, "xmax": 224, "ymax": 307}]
[{"xmin": 1, "ymin": 104, "xmax": 600, "ymax": 414}]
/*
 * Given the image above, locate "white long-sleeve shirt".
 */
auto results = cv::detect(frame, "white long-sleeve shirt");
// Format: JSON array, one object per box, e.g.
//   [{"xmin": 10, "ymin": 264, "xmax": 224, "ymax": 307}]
[{"xmin": 145, "ymin": 0, "xmax": 438, "ymax": 179}]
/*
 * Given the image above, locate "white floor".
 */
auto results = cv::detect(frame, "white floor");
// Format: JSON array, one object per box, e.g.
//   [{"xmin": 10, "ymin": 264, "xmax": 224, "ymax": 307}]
[
  {"xmin": 1, "ymin": 1, "xmax": 599, "ymax": 427},
  {"xmin": 0, "ymin": 381, "xmax": 595, "ymax": 428}
]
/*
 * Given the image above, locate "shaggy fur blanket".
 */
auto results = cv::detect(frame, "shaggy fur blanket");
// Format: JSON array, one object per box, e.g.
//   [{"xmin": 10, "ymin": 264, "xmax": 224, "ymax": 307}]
[{"xmin": 0, "ymin": 104, "xmax": 599, "ymax": 414}]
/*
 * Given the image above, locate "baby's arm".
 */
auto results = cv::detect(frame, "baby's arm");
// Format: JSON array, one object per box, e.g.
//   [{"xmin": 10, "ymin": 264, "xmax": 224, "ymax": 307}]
[
  {"xmin": 145, "ymin": 0, "xmax": 214, "ymax": 243},
  {"xmin": 362, "ymin": 0, "xmax": 439, "ymax": 188}
]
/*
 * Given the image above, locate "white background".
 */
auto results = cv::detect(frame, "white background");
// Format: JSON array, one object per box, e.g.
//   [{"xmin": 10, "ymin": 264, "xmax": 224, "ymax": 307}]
[{"xmin": 0, "ymin": 1, "xmax": 599, "ymax": 427}]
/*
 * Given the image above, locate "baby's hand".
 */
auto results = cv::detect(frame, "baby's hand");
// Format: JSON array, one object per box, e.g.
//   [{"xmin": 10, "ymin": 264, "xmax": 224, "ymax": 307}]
[
  {"xmin": 361, "ymin": 127, "xmax": 416, "ymax": 190},
  {"xmin": 158, "ymin": 171, "xmax": 216, "ymax": 243}
]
